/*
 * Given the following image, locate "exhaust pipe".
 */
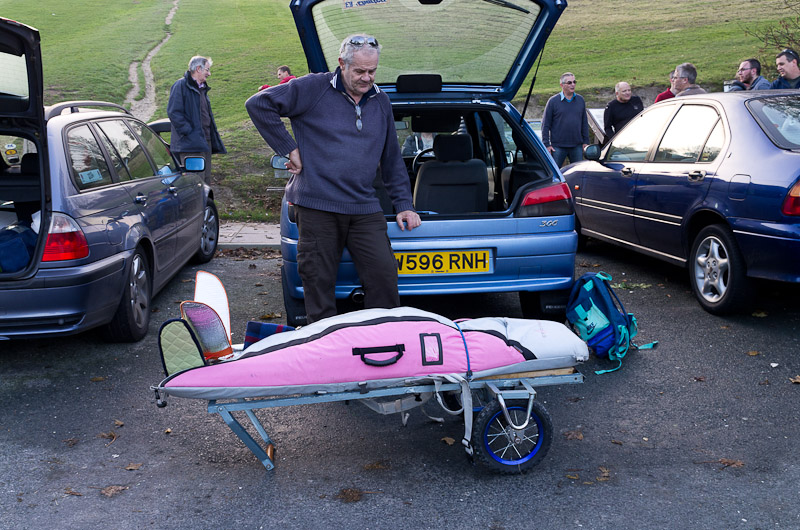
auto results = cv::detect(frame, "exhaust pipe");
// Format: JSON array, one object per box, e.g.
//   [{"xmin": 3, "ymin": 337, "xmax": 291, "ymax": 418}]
[{"xmin": 351, "ymin": 288, "xmax": 365, "ymax": 304}]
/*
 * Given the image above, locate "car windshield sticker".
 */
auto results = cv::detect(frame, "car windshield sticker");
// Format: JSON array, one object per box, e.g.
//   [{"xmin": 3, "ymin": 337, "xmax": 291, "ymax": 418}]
[
  {"xmin": 4, "ymin": 143, "xmax": 16, "ymax": 149},
  {"xmin": 79, "ymin": 169, "xmax": 105, "ymax": 185}
]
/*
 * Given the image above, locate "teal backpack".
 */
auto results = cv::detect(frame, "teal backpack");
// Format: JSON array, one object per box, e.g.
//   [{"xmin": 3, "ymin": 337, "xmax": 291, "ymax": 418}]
[{"xmin": 566, "ymin": 271, "xmax": 657, "ymax": 374}]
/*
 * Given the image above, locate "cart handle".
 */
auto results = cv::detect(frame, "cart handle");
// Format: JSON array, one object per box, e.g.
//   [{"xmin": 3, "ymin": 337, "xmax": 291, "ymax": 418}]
[{"xmin": 352, "ymin": 344, "xmax": 405, "ymax": 366}]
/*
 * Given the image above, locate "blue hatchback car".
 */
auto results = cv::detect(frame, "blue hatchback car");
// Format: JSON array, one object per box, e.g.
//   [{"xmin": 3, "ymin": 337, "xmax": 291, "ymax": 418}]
[
  {"xmin": 0, "ymin": 18, "xmax": 219, "ymax": 341},
  {"xmin": 563, "ymin": 91, "xmax": 800, "ymax": 314},
  {"xmin": 277, "ymin": 0, "xmax": 577, "ymax": 326}
]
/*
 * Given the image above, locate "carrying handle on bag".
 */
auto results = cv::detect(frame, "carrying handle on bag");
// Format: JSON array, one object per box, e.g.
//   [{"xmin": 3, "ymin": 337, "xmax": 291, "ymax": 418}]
[{"xmin": 352, "ymin": 344, "xmax": 405, "ymax": 366}]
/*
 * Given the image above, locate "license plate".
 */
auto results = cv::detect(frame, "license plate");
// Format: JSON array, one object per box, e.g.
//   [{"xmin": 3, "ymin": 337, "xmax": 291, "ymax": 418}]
[{"xmin": 395, "ymin": 249, "xmax": 492, "ymax": 275}]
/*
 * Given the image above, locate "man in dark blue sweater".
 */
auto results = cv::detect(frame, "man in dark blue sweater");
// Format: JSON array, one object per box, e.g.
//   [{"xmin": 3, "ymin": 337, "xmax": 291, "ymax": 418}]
[
  {"xmin": 541, "ymin": 72, "xmax": 589, "ymax": 167},
  {"xmin": 246, "ymin": 34, "xmax": 421, "ymax": 324}
]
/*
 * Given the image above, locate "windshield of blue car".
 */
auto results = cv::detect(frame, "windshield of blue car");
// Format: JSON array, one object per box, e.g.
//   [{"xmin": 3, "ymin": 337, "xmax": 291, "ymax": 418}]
[{"xmin": 747, "ymin": 95, "xmax": 800, "ymax": 150}]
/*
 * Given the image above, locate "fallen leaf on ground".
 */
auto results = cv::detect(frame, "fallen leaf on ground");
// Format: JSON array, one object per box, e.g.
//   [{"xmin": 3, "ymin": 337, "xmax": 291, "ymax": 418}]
[
  {"xmin": 90, "ymin": 376, "xmax": 106, "ymax": 383},
  {"xmin": 441, "ymin": 436, "xmax": 455, "ymax": 446},
  {"xmin": 334, "ymin": 488, "xmax": 379, "ymax": 503},
  {"xmin": 564, "ymin": 430, "xmax": 583, "ymax": 440},
  {"xmin": 98, "ymin": 431, "xmax": 118, "ymax": 446},
  {"xmin": 363, "ymin": 461, "xmax": 390, "ymax": 470},
  {"xmin": 566, "ymin": 473, "xmax": 579, "ymax": 480},
  {"xmin": 100, "ymin": 485, "xmax": 128, "ymax": 497},
  {"xmin": 164, "ymin": 428, "xmax": 172, "ymax": 434},
  {"xmin": 611, "ymin": 439, "xmax": 623, "ymax": 445},
  {"xmin": 64, "ymin": 487, "xmax": 82, "ymax": 496},
  {"xmin": 259, "ymin": 312, "xmax": 281, "ymax": 320},
  {"xmin": 114, "ymin": 419, "xmax": 124, "ymax": 427},
  {"xmin": 752, "ymin": 311, "xmax": 768, "ymax": 318},
  {"xmin": 125, "ymin": 463, "xmax": 142, "ymax": 471},
  {"xmin": 759, "ymin": 379, "xmax": 770, "ymax": 385},
  {"xmin": 596, "ymin": 467, "xmax": 611, "ymax": 481},
  {"xmin": 790, "ymin": 375, "xmax": 800, "ymax": 384},
  {"xmin": 695, "ymin": 458, "xmax": 744, "ymax": 470},
  {"xmin": 747, "ymin": 351, "xmax": 760, "ymax": 356},
  {"xmin": 62, "ymin": 438, "xmax": 78, "ymax": 447}
]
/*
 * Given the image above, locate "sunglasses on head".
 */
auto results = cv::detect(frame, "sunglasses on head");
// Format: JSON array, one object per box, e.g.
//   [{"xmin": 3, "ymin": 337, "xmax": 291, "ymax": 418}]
[
  {"xmin": 781, "ymin": 48, "xmax": 799, "ymax": 61},
  {"xmin": 349, "ymin": 36, "xmax": 379, "ymax": 48}
]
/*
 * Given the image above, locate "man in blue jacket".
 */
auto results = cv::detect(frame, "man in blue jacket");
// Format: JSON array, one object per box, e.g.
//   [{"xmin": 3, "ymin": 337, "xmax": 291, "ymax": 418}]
[
  {"xmin": 771, "ymin": 49, "xmax": 800, "ymax": 89},
  {"xmin": 246, "ymin": 34, "xmax": 421, "ymax": 324},
  {"xmin": 167, "ymin": 56, "xmax": 226, "ymax": 184}
]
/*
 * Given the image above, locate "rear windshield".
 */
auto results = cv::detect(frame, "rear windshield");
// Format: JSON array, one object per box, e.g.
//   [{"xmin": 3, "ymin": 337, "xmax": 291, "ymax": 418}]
[
  {"xmin": 0, "ymin": 51, "xmax": 28, "ymax": 98},
  {"xmin": 747, "ymin": 95, "xmax": 800, "ymax": 149},
  {"xmin": 310, "ymin": 0, "xmax": 542, "ymax": 85}
]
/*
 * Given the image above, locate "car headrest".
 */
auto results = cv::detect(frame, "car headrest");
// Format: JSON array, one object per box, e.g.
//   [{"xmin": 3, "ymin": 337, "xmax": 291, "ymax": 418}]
[
  {"xmin": 433, "ymin": 134, "xmax": 473, "ymax": 162},
  {"xmin": 410, "ymin": 112, "xmax": 462, "ymax": 133},
  {"xmin": 20, "ymin": 153, "xmax": 39, "ymax": 174}
]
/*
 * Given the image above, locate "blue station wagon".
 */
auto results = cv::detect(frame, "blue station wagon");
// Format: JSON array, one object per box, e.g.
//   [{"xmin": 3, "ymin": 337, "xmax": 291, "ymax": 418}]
[
  {"xmin": 278, "ymin": 0, "xmax": 577, "ymax": 326},
  {"xmin": 0, "ymin": 18, "xmax": 219, "ymax": 341}
]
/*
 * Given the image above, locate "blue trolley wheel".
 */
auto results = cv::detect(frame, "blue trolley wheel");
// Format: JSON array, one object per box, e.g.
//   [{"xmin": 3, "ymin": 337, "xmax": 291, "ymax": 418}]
[{"xmin": 472, "ymin": 398, "xmax": 553, "ymax": 474}]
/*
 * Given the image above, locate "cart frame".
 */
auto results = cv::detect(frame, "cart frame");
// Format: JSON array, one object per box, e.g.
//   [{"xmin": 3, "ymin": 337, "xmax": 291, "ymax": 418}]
[{"xmin": 203, "ymin": 369, "xmax": 583, "ymax": 471}]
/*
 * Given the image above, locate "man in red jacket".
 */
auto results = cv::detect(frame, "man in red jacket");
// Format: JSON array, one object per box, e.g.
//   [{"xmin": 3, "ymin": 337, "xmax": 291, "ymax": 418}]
[
  {"xmin": 654, "ymin": 70, "xmax": 677, "ymax": 103},
  {"xmin": 260, "ymin": 65, "xmax": 297, "ymax": 91}
]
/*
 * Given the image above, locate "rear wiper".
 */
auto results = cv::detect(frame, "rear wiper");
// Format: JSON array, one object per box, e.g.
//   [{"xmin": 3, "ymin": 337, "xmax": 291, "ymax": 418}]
[{"xmin": 480, "ymin": 0, "xmax": 530, "ymax": 14}]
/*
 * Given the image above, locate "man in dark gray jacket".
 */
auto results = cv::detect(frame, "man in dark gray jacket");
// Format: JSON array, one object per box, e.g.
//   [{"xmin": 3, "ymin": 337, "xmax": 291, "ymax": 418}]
[
  {"xmin": 167, "ymin": 56, "xmax": 226, "ymax": 184},
  {"xmin": 245, "ymin": 34, "xmax": 421, "ymax": 323}
]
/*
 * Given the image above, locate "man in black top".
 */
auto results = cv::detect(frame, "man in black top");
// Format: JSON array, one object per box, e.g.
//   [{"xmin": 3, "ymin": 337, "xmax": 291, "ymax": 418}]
[{"xmin": 603, "ymin": 81, "xmax": 643, "ymax": 142}]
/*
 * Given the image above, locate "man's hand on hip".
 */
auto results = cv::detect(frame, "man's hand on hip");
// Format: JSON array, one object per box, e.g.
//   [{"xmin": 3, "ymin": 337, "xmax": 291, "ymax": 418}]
[
  {"xmin": 396, "ymin": 210, "xmax": 421, "ymax": 231},
  {"xmin": 286, "ymin": 148, "xmax": 302, "ymax": 175}
]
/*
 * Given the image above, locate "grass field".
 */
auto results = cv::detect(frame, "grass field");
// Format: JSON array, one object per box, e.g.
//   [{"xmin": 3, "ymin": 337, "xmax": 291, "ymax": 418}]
[{"xmin": 1, "ymin": 0, "xmax": 791, "ymax": 220}]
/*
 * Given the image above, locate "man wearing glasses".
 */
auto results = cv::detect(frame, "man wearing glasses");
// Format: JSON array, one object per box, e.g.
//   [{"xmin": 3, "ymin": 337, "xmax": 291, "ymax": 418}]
[
  {"xmin": 771, "ymin": 49, "xmax": 800, "ymax": 89},
  {"xmin": 246, "ymin": 34, "xmax": 421, "ymax": 324},
  {"xmin": 541, "ymin": 72, "xmax": 589, "ymax": 167},
  {"xmin": 167, "ymin": 56, "xmax": 227, "ymax": 184},
  {"xmin": 736, "ymin": 58, "xmax": 771, "ymax": 90}
]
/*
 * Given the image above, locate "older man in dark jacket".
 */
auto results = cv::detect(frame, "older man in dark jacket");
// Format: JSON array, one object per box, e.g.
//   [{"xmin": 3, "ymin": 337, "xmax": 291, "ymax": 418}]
[{"xmin": 167, "ymin": 56, "xmax": 226, "ymax": 183}]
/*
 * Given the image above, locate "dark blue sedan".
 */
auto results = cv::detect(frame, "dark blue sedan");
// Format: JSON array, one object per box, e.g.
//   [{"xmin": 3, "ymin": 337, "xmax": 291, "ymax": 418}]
[{"xmin": 563, "ymin": 91, "xmax": 800, "ymax": 314}]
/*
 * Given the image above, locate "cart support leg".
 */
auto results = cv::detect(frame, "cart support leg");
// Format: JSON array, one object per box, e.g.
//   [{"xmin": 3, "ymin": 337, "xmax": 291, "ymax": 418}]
[{"xmin": 215, "ymin": 406, "xmax": 275, "ymax": 470}]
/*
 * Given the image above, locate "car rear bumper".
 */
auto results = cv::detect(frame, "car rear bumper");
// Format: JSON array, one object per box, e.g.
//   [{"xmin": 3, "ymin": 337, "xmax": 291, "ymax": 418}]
[
  {"xmin": 0, "ymin": 250, "xmax": 131, "ymax": 338},
  {"xmin": 733, "ymin": 220, "xmax": 800, "ymax": 283},
  {"xmin": 281, "ymin": 228, "xmax": 577, "ymax": 300}
]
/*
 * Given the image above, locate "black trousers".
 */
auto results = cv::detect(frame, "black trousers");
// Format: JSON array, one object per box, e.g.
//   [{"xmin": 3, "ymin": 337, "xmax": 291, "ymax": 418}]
[{"xmin": 295, "ymin": 206, "xmax": 399, "ymax": 323}]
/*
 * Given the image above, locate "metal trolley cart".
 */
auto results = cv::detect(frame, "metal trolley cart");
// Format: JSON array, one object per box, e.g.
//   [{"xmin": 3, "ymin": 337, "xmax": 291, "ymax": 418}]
[{"xmin": 155, "ymin": 367, "xmax": 582, "ymax": 474}]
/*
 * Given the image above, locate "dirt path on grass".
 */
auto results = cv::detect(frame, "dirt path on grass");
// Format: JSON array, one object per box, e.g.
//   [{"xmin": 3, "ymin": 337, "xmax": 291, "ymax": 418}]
[{"xmin": 124, "ymin": 0, "xmax": 180, "ymax": 121}]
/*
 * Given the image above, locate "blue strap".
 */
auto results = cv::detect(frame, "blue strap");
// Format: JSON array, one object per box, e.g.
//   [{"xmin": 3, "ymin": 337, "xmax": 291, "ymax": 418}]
[{"xmin": 453, "ymin": 321, "xmax": 472, "ymax": 379}]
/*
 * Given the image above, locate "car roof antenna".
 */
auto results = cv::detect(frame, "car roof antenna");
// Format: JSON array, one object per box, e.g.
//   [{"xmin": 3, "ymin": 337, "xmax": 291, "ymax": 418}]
[{"xmin": 519, "ymin": 39, "xmax": 547, "ymax": 125}]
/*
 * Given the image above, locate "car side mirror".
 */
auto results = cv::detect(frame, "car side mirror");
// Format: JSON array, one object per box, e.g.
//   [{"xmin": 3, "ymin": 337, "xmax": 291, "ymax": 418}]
[
  {"xmin": 584, "ymin": 144, "xmax": 602, "ymax": 161},
  {"xmin": 270, "ymin": 154, "xmax": 290, "ymax": 179},
  {"xmin": 184, "ymin": 156, "xmax": 205, "ymax": 172},
  {"xmin": 271, "ymin": 155, "xmax": 289, "ymax": 170}
]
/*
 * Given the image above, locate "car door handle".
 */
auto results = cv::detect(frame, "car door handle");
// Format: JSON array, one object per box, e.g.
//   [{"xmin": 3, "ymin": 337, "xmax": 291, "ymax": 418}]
[
  {"xmin": 688, "ymin": 170, "xmax": 706, "ymax": 181},
  {"xmin": 621, "ymin": 167, "xmax": 633, "ymax": 176},
  {"xmin": 134, "ymin": 194, "xmax": 147, "ymax": 205},
  {"xmin": 168, "ymin": 186, "xmax": 178, "ymax": 194}
]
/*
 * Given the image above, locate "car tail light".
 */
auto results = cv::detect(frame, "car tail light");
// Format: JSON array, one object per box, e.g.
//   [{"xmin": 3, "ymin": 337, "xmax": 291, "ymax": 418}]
[
  {"xmin": 42, "ymin": 213, "xmax": 89, "ymax": 261},
  {"xmin": 782, "ymin": 180, "xmax": 800, "ymax": 216},
  {"xmin": 515, "ymin": 182, "xmax": 574, "ymax": 217}
]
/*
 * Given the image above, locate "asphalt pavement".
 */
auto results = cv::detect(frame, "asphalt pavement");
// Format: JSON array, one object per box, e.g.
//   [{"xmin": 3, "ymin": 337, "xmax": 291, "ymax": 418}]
[{"xmin": 2, "ymin": 239, "xmax": 799, "ymax": 529}]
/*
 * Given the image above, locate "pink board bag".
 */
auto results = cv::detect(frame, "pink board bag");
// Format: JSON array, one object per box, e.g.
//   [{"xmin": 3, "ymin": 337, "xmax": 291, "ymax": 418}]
[{"xmin": 159, "ymin": 307, "xmax": 588, "ymax": 400}]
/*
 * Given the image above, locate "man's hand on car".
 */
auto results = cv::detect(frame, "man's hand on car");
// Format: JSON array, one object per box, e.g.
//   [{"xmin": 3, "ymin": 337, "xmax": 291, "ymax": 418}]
[{"xmin": 396, "ymin": 210, "xmax": 421, "ymax": 231}]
